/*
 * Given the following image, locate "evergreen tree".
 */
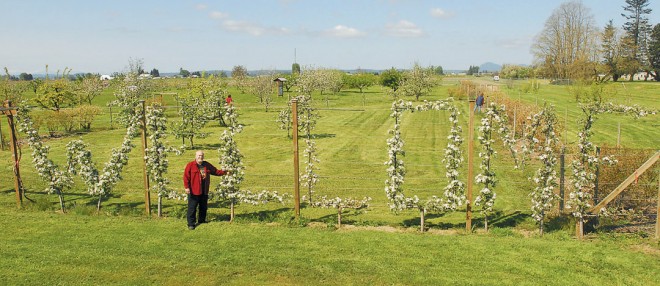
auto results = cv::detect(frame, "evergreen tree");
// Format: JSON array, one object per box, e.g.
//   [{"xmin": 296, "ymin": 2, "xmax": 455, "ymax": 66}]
[{"xmin": 621, "ymin": 0, "xmax": 653, "ymax": 67}]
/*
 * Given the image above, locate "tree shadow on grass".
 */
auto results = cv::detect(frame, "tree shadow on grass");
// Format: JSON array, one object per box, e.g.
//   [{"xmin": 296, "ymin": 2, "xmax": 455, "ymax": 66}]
[
  {"xmin": 489, "ymin": 210, "xmax": 528, "ymax": 228},
  {"xmin": 188, "ymin": 143, "xmax": 222, "ymax": 150},
  {"xmin": 206, "ymin": 207, "xmax": 292, "ymax": 223},
  {"xmin": 400, "ymin": 212, "xmax": 469, "ymax": 230}
]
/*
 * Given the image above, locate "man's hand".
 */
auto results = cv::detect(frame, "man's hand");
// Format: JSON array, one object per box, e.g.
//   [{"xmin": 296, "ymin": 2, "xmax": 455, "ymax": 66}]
[{"xmin": 185, "ymin": 188, "xmax": 190, "ymax": 194}]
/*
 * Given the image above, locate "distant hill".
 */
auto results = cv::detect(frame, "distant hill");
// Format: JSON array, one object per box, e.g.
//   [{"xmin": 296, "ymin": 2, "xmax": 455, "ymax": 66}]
[{"xmin": 479, "ymin": 62, "xmax": 501, "ymax": 73}]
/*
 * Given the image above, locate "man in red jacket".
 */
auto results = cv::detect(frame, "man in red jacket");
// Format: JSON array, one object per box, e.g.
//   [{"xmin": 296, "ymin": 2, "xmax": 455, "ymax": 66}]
[{"xmin": 183, "ymin": 150, "xmax": 229, "ymax": 230}]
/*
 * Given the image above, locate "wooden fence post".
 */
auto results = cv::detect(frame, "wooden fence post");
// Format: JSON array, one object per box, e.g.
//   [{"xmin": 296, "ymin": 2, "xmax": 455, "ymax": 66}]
[
  {"xmin": 466, "ymin": 99, "xmax": 475, "ymax": 232},
  {"xmin": 656, "ymin": 171, "xmax": 659, "ymax": 240},
  {"xmin": 617, "ymin": 122, "xmax": 621, "ymax": 148},
  {"xmin": 139, "ymin": 100, "xmax": 151, "ymax": 216},
  {"xmin": 559, "ymin": 147, "xmax": 565, "ymax": 212},
  {"xmin": 594, "ymin": 147, "xmax": 600, "ymax": 204},
  {"xmin": 2, "ymin": 100, "xmax": 22, "ymax": 207},
  {"xmin": 292, "ymin": 99, "xmax": 300, "ymax": 219},
  {"xmin": 0, "ymin": 115, "xmax": 5, "ymax": 150}
]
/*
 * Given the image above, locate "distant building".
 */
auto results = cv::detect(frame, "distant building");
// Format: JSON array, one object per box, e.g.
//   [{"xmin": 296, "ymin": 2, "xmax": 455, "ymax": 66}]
[
  {"xmin": 273, "ymin": 78, "xmax": 287, "ymax": 96},
  {"xmin": 100, "ymin": 75, "xmax": 114, "ymax": 80}
]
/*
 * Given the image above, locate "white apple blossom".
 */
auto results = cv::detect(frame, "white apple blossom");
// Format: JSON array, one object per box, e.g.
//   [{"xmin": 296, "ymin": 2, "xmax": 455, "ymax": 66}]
[{"xmin": 17, "ymin": 106, "xmax": 72, "ymax": 212}]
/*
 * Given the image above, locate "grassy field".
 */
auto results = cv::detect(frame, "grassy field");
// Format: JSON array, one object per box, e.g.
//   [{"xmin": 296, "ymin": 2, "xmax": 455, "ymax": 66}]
[
  {"xmin": 1, "ymin": 207, "xmax": 660, "ymax": 285},
  {"xmin": 0, "ymin": 77, "xmax": 658, "ymax": 284}
]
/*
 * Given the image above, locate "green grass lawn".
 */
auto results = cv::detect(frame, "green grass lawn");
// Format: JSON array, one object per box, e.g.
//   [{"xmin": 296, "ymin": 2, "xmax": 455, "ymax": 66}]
[{"xmin": 1, "ymin": 207, "xmax": 659, "ymax": 285}]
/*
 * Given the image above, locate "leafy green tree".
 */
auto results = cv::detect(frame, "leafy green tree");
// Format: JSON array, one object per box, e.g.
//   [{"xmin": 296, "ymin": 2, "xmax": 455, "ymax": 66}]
[
  {"xmin": 600, "ymin": 20, "xmax": 624, "ymax": 81},
  {"xmin": 399, "ymin": 63, "xmax": 437, "ymax": 101},
  {"xmin": 380, "ymin": 67, "xmax": 402, "ymax": 92},
  {"xmin": 292, "ymin": 63, "xmax": 301, "ymax": 75},
  {"xmin": 282, "ymin": 73, "xmax": 298, "ymax": 92},
  {"xmin": 150, "ymin": 68, "xmax": 160, "ymax": 77},
  {"xmin": 467, "ymin": 65, "xmax": 479, "ymax": 75},
  {"xmin": 179, "ymin": 68, "xmax": 190, "ymax": 78},
  {"xmin": 35, "ymin": 67, "xmax": 77, "ymax": 112},
  {"xmin": 433, "ymin": 65, "xmax": 444, "ymax": 75},
  {"xmin": 19, "ymin": 73, "xmax": 33, "ymax": 81},
  {"xmin": 649, "ymin": 24, "xmax": 660, "ymax": 81},
  {"xmin": 344, "ymin": 73, "xmax": 376, "ymax": 93}
]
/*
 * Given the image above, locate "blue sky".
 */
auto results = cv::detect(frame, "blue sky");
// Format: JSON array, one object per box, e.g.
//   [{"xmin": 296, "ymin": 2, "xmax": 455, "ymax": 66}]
[{"xmin": 1, "ymin": 0, "xmax": 659, "ymax": 75}]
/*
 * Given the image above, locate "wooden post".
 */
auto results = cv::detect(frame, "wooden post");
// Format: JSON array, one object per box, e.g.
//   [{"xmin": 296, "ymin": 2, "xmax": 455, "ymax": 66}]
[
  {"xmin": 655, "ymin": 171, "xmax": 660, "ymax": 240},
  {"xmin": 139, "ymin": 100, "xmax": 151, "ymax": 216},
  {"xmin": 0, "ymin": 115, "xmax": 5, "ymax": 150},
  {"xmin": 3, "ymin": 100, "xmax": 22, "ymax": 207},
  {"xmin": 109, "ymin": 106, "xmax": 113, "ymax": 129},
  {"xmin": 292, "ymin": 99, "xmax": 300, "ymax": 219},
  {"xmin": 420, "ymin": 208, "xmax": 426, "ymax": 233},
  {"xmin": 594, "ymin": 147, "xmax": 600, "ymax": 204},
  {"xmin": 559, "ymin": 147, "xmax": 565, "ymax": 212},
  {"xmin": 466, "ymin": 99, "xmax": 475, "ymax": 232},
  {"xmin": 656, "ymin": 171, "xmax": 659, "ymax": 240},
  {"xmin": 616, "ymin": 122, "xmax": 621, "ymax": 148},
  {"xmin": 512, "ymin": 107, "xmax": 517, "ymax": 140}
]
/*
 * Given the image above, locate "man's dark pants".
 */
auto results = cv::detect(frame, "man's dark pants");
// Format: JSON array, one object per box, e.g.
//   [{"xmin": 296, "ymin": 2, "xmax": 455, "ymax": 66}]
[{"xmin": 187, "ymin": 194, "xmax": 208, "ymax": 227}]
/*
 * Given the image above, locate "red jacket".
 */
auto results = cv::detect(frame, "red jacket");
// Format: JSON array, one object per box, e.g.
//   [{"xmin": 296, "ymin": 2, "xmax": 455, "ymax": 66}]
[{"xmin": 183, "ymin": 161, "xmax": 226, "ymax": 195}]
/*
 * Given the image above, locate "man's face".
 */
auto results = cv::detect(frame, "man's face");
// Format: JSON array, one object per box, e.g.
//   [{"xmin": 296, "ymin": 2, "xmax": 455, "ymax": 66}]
[{"xmin": 195, "ymin": 152, "xmax": 204, "ymax": 164}]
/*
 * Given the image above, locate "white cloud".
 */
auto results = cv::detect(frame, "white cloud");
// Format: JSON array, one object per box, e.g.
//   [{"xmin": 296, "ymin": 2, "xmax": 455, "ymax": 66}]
[
  {"xmin": 324, "ymin": 25, "xmax": 366, "ymax": 38},
  {"xmin": 209, "ymin": 11, "xmax": 228, "ymax": 19},
  {"xmin": 221, "ymin": 20, "xmax": 289, "ymax": 36},
  {"xmin": 430, "ymin": 8, "xmax": 453, "ymax": 19},
  {"xmin": 385, "ymin": 20, "xmax": 423, "ymax": 37},
  {"xmin": 195, "ymin": 4, "xmax": 207, "ymax": 11}
]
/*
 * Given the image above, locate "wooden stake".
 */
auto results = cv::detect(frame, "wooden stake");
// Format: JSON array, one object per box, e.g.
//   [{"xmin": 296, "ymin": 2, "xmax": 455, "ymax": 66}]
[
  {"xmin": 655, "ymin": 171, "xmax": 660, "ymax": 240},
  {"xmin": 466, "ymin": 99, "xmax": 475, "ymax": 232},
  {"xmin": 617, "ymin": 122, "xmax": 621, "ymax": 148},
  {"xmin": 3, "ymin": 100, "xmax": 22, "ymax": 208},
  {"xmin": 292, "ymin": 99, "xmax": 300, "ymax": 219},
  {"xmin": 559, "ymin": 147, "xmax": 565, "ymax": 212},
  {"xmin": 139, "ymin": 100, "xmax": 151, "ymax": 216}
]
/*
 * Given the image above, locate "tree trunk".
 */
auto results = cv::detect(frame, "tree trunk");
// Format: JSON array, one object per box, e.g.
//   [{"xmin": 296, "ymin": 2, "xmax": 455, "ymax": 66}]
[
  {"xmin": 230, "ymin": 202, "xmax": 235, "ymax": 222},
  {"xmin": 420, "ymin": 208, "xmax": 426, "ymax": 232},
  {"xmin": 576, "ymin": 217, "xmax": 584, "ymax": 239},
  {"xmin": 96, "ymin": 194, "xmax": 103, "ymax": 213},
  {"xmin": 157, "ymin": 195, "xmax": 163, "ymax": 218},
  {"xmin": 484, "ymin": 214, "xmax": 489, "ymax": 232},
  {"xmin": 57, "ymin": 190, "xmax": 65, "ymax": 213}
]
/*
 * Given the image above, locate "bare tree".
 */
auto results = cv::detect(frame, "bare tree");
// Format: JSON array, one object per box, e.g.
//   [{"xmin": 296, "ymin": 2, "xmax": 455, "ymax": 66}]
[
  {"xmin": 249, "ymin": 74, "xmax": 274, "ymax": 111},
  {"xmin": 532, "ymin": 1, "xmax": 599, "ymax": 81},
  {"xmin": 231, "ymin": 65, "xmax": 248, "ymax": 93}
]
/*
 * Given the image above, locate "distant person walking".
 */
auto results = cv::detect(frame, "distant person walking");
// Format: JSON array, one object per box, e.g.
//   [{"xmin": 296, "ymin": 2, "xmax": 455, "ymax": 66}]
[
  {"xmin": 183, "ymin": 150, "xmax": 230, "ymax": 230},
  {"xmin": 225, "ymin": 94, "xmax": 233, "ymax": 105},
  {"xmin": 475, "ymin": 92, "xmax": 485, "ymax": 113}
]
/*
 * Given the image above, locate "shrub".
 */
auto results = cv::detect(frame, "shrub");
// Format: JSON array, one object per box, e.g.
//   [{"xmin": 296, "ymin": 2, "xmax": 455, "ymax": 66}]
[{"xmin": 75, "ymin": 104, "xmax": 101, "ymax": 130}]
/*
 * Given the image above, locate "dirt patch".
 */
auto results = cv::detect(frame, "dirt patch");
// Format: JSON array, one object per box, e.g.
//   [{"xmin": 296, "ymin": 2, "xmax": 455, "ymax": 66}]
[{"xmin": 629, "ymin": 244, "xmax": 660, "ymax": 257}]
